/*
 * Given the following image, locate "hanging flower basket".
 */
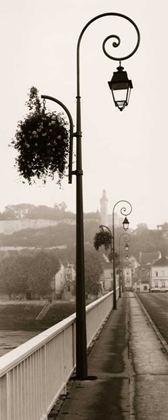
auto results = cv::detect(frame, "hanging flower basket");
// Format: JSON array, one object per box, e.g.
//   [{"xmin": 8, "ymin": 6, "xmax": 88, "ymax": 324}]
[
  {"xmin": 11, "ymin": 87, "xmax": 69, "ymax": 185},
  {"xmin": 93, "ymin": 231, "xmax": 112, "ymax": 251}
]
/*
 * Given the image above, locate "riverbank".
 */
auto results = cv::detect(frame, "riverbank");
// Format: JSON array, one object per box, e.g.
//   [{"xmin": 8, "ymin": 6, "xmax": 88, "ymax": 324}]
[{"xmin": 0, "ymin": 300, "xmax": 76, "ymax": 331}]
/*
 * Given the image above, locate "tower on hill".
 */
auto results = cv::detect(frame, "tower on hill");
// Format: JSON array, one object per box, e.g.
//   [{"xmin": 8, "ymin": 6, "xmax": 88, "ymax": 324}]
[
  {"xmin": 100, "ymin": 190, "xmax": 123, "ymax": 228},
  {"xmin": 100, "ymin": 190, "xmax": 108, "ymax": 226}
]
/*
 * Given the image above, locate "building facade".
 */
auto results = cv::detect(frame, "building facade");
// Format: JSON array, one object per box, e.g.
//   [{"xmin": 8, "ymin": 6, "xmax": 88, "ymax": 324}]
[
  {"xmin": 100, "ymin": 261, "xmax": 112, "ymax": 291},
  {"xmin": 150, "ymin": 255, "xmax": 168, "ymax": 292},
  {"xmin": 52, "ymin": 263, "xmax": 76, "ymax": 300},
  {"xmin": 133, "ymin": 279, "xmax": 150, "ymax": 293},
  {"xmin": 123, "ymin": 266, "xmax": 132, "ymax": 290}
]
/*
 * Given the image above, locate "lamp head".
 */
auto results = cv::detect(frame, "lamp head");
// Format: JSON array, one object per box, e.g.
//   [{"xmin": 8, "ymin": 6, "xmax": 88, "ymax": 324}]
[
  {"xmin": 108, "ymin": 64, "xmax": 133, "ymax": 111},
  {"xmin": 123, "ymin": 217, "xmax": 129, "ymax": 231}
]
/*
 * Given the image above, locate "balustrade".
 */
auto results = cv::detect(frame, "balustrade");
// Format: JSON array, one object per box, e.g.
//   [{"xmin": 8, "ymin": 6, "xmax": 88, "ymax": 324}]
[{"xmin": 0, "ymin": 288, "xmax": 119, "ymax": 420}]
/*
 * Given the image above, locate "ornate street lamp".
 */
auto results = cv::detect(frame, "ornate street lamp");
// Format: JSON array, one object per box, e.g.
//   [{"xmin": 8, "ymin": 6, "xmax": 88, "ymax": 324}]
[
  {"xmin": 125, "ymin": 243, "xmax": 129, "ymax": 252},
  {"xmin": 98, "ymin": 224, "xmax": 116, "ymax": 298},
  {"xmin": 99, "ymin": 200, "xmax": 132, "ymax": 307},
  {"xmin": 41, "ymin": 13, "xmax": 140, "ymax": 380},
  {"xmin": 118, "ymin": 232, "xmax": 131, "ymax": 296},
  {"xmin": 112, "ymin": 200, "xmax": 132, "ymax": 308}
]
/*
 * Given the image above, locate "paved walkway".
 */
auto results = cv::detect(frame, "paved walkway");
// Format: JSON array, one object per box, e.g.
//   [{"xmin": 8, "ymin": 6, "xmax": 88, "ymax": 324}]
[{"xmin": 49, "ymin": 292, "xmax": 168, "ymax": 420}]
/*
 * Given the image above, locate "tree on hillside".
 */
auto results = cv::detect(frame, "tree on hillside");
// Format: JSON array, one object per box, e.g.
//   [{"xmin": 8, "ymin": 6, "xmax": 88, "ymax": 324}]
[
  {"xmin": 136, "ymin": 223, "xmax": 148, "ymax": 232},
  {"xmin": 28, "ymin": 251, "xmax": 60, "ymax": 296},
  {"xmin": 131, "ymin": 227, "xmax": 168, "ymax": 257},
  {"xmin": 0, "ymin": 255, "xmax": 33, "ymax": 297},
  {"xmin": 55, "ymin": 246, "xmax": 76, "ymax": 266},
  {"xmin": 55, "ymin": 245, "xmax": 103, "ymax": 296},
  {"xmin": 0, "ymin": 205, "xmax": 16, "ymax": 220},
  {"xmin": 54, "ymin": 202, "xmax": 67, "ymax": 212},
  {"xmin": 0, "ymin": 223, "xmax": 76, "ymax": 248},
  {"xmin": 84, "ymin": 248, "xmax": 103, "ymax": 297},
  {"xmin": 84, "ymin": 221, "xmax": 100, "ymax": 245},
  {"xmin": 0, "ymin": 251, "xmax": 60, "ymax": 298},
  {"xmin": 0, "ymin": 202, "xmax": 75, "ymax": 221}
]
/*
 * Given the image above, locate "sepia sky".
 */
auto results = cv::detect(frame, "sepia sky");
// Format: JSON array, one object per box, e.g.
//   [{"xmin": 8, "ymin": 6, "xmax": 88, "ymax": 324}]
[{"xmin": 1, "ymin": 0, "xmax": 168, "ymax": 229}]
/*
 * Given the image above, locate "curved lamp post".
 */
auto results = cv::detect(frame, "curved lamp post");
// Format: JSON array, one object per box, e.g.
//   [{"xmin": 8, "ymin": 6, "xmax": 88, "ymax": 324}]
[
  {"xmin": 118, "ymin": 232, "xmax": 131, "ymax": 296},
  {"xmin": 100, "ymin": 199, "xmax": 132, "ymax": 308},
  {"xmin": 112, "ymin": 200, "xmax": 132, "ymax": 309},
  {"xmin": 99, "ymin": 223, "xmax": 117, "ymax": 297},
  {"xmin": 42, "ymin": 13, "xmax": 140, "ymax": 380}
]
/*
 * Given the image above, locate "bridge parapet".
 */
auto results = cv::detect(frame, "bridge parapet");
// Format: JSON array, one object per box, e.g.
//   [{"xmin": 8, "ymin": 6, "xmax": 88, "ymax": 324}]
[{"xmin": 0, "ymin": 288, "xmax": 119, "ymax": 420}]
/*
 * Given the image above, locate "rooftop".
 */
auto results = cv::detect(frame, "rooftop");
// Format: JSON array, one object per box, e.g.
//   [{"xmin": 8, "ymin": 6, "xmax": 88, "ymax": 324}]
[{"xmin": 152, "ymin": 255, "xmax": 168, "ymax": 267}]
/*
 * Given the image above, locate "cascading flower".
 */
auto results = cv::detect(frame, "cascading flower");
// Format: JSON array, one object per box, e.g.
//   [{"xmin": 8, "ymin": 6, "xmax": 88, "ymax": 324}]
[{"xmin": 10, "ymin": 87, "xmax": 69, "ymax": 185}]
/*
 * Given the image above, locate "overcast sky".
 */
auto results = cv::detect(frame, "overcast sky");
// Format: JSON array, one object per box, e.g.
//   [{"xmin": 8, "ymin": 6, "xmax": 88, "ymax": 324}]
[{"xmin": 1, "ymin": 0, "xmax": 167, "ymax": 229}]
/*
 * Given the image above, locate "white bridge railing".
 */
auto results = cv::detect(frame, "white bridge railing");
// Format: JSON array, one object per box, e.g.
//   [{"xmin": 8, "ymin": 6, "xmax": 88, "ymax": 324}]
[{"xmin": 0, "ymin": 288, "xmax": 119, "ymax": 420}]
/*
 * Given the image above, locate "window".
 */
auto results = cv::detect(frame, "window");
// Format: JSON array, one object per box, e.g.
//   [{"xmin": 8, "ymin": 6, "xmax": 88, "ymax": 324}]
[
  {"xmin": 161, "ymin": 270, "xmax": 165, "ymax": 277},
  {"xmin": 144, "ymin": 286, "xmax": 147, "ymax": 291},
  {"xmin": 161, "ymin": 280, "xmax": 165, "ymax": 288},
  {"xmin": 155, "ymin": 281, "xmax": 158, "ymax": 288},
  {"xmin": 155, "ymin": 272, "xmax": 158, "ymax": 277}
]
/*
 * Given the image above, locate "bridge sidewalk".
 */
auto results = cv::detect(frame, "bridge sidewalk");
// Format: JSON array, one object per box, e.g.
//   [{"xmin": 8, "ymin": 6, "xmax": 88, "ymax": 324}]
[
  {"xmin": 49, "ymin": 293, "xmax": 131, "ymax": 420},
  {"xmin": 49, "ymin": 291, "xmax": 168, "ymax": 420}
]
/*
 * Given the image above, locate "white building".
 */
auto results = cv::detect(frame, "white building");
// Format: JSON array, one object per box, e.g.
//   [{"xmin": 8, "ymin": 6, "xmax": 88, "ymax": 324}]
[
  {"xmin": 123, "ymin": 266, "xmax": 132, "ymax": 290},
  {"xmin": 52, "ymin": 263, "xmax": 76, "ymax": 299},
  {"xmin": 150, "ymin": 255, "xmax": 168, "ymax": 292},
  {"xmin": 100, "ymin": 261, "xmax": 112, "ymax": 291},
  {"xmin": 133, "ymin": 279, "xmax": 150, "ymax": 293}
]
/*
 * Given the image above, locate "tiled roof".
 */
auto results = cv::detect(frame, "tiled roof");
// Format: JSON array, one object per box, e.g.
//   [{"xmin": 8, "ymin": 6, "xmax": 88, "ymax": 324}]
[
  {"xmin": 102, "ymin": 261, "xmax": 112, "ymax": 269},
  {"xmin": 139, "ymin": 252, "xmax": 160, "ymax": 265},
  {"xmin": 152, "ymin": 255, "xmax": 168, "ymax": 267}
]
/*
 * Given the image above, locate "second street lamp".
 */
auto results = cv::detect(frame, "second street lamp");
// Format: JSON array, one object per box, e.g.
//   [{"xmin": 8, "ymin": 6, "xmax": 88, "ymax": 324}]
[
  {"xmin": 112, "ymin": 200, "xmax": 132, "ymax": 309},
  {"xmin": 118, "ymin": 233, "xmax": 131, "ymax": 295}
]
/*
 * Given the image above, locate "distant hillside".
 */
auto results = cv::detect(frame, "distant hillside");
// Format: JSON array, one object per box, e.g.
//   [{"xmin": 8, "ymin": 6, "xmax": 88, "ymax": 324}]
[
  {"xmin": 0, "ymin": 204, "xmax": 76, "ymax": 235},
  {"xmin": 0, "ymin": 204, "xmax": 100, "ymax": 234},
  {"xmin": 0, "ymin": 220, "xmax": 100, "ymax": 250},
  {"xmin": 0, "ymin": 218, "xmax": 75, "ymax": 235},
  {"xmin": 0, "ymin": 224, "xmax": 75, "ymax": 247}
]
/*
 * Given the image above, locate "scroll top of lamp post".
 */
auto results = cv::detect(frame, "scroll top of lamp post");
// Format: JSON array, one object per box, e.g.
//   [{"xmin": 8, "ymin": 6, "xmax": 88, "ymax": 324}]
[{"xmin": 108, "ymin": 65, "xmax": 133, "ymax": 111}]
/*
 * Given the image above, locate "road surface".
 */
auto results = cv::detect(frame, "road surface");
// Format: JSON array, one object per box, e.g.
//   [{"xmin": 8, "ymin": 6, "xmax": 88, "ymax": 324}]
[{"xmin": 136, "ymin": 292, "xmax": 168, "ymax": 344}]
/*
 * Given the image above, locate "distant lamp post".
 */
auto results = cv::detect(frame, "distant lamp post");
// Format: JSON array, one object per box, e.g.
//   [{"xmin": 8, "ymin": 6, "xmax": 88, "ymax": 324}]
[
  {"xmin": 112, "ymin": 200, "xmax": 132, "ymax": 308},
  {"xmin": 125, "ymin": 243, "xmax": 129, "ymax": 252},
  {"xmin": 99, "ymin": 224, "xmax": 115, "ymax": 304},
  {"xmin": 108, "ymin": 63, "xmax": 133, "ymax": 111},
  {"xmin": 118, "ymin": 232, "xmax": 131, "ymax": 296}
]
